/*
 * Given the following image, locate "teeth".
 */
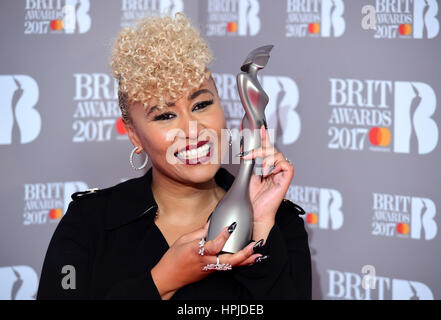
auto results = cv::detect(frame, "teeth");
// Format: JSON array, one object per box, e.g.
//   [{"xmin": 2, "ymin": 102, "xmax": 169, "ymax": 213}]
[{"xmin": 177, "ymin": 143, "xmax": 210, "ymax": 160}]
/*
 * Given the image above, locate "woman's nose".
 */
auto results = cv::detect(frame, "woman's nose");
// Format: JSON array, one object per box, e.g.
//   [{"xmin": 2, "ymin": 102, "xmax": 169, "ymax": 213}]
[{"xmin": 180, "ymin": 115, "xmax": 205, "ymax": 140}]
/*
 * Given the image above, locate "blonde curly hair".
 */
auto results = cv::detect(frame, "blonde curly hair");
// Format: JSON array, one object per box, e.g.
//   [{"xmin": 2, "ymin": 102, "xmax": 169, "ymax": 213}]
[{"xmin": 110, "ymin": 13, "xmax": 212, "ymax": 123}]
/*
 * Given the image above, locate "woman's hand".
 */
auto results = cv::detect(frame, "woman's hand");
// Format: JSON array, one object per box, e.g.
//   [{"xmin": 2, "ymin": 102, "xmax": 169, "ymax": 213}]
[
  {"xmin": 241, "ymin": 124, "xmax": 294, "ymax": 226},
  {"xmin": 151, "ymin": 221, "xmax": 263, "ymax": 300}
]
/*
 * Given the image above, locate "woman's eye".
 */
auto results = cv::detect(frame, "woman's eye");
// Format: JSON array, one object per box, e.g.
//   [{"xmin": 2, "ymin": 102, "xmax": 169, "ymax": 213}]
[
  {"xmin": 193, "ymin": 99, "xmax": 213, "ymax": 111},
  {"xmin": 152, "ymin": 100, "xmax": 213, "ymax": 120},
  {"xmin": 153, "ymin": 113, "xmax": 175, "ymax": 121}
]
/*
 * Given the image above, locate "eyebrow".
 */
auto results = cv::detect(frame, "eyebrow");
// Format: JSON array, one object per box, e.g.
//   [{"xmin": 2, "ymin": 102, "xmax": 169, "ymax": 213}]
[{"xmin": 146, "ymin": 89, "xmax": 214, "ymax": 117}]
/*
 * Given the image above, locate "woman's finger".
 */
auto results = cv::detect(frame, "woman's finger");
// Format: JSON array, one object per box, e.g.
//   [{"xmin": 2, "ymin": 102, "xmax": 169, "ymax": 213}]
[
  {"xmin": 262, "ymin": 152, "xmax": 294, "ymax": 177},
  {"xmin": 260, "ymin": 124, "xmax": 272, "ymax": 149},
  {"xmin": 260, "ymin": 152, "xmax": 282, "ymax": 175},
  {"xmin": 216, "ymin": 240, "xmax": 258, "ymax": 267},
  {"xmin": 236, "ymin": 125, "xmax": 277, "ymax": 160},
  {"xmin": 267, "ymin": 155, "xmax": 294, "ymax": 178},
  {"xmin": 239, "ymin": 144, "xmax": 278, "ymax": 161},
  {"xmin": 203, "ymin": 222, "xmax": 236, "ymax": 256},
  {"xmin": 236, "ymin": 253, "xmax": 263, "ymax": 267}
]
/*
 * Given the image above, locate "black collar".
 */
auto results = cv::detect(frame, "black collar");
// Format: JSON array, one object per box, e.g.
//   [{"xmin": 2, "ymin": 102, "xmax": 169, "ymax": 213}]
[{"xmin": 104, "ymin": 167, "xmax": 235, "ymax": 230}]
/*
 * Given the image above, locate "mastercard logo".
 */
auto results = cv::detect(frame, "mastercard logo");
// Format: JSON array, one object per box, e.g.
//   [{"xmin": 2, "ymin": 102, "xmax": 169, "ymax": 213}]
[
  {"xmin": 306, "ymin": 213, "xmax": 318, "ymax": 224},
  {"xmin": 49, "ymin": 208, "xmax": 62, "ymax": 220},
  {"xmin": 308, "ymin": 23, "xmax": 320, "ymax": 34},
  {"xmin": 115, "ymin": 118, "xmax": 127, "ymax": 135},
  {"xmin": 398, "ymin": 24, "xmax": 412, "ymax": 36},
  {"xmin": 50, "ymin": 20, "xmax": 63, "ymax": 31},
  {"xmin": 369, "ymin": 127, "xmax": 391, "ymax": 147},
  {"xmin": 396, "ymin": 223, "xmax": 410, "ymax": 235},
  {"xmin": 227, "ymin": 22, "xmax": 237, "ymax": 33}
]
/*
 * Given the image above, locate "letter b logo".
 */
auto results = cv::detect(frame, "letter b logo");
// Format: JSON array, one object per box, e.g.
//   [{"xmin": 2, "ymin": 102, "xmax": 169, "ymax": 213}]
[
  {"xmin": 411, "ymin": 197, "xmax": 437, "ymax": 240},
  {"xmin": 0, "ymin": 75, "xmax": 41, "ymax": 145},
  {"xmin": 394, "ymin": 81, "xmax": 438, "ymax": 154},
  {"xmin": 64, "ymin": 0, "xmax": 91, "ymax": 34},
  {"xmin": 319, "ymin": 188, "xmax": 344, "ymax": 230},
  {"xmin": 238, "ymin": 0, "xmax": 260, "ymax": 36},
  {"xmin": 413, "ymin": 0, "xmax": 439, "ymax": 39},
  {"xmin": 321, "ymin": 0, "xmax": 345, "ymax": 37}
]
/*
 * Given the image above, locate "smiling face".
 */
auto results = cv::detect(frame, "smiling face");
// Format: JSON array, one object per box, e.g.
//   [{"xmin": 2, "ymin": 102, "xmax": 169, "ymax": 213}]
[{"xmin": 125, "ymin": 74, "xmax": 227, "ymax": 185}]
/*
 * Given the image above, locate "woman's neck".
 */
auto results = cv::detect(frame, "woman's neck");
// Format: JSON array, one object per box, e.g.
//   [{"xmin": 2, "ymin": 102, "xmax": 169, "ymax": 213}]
[{"xmin": 151, "ymin": 167, "xmax": 226, "ymax": 226}]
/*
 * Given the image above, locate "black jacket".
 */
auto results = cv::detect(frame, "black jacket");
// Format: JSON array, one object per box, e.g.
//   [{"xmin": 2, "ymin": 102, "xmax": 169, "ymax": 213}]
[{"xmin": 37, "ymin": 167, "xmax": 311, "ymax": 300}]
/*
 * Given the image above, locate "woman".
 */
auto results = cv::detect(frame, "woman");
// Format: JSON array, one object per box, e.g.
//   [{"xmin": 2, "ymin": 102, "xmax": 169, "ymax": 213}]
[{"xmin": 37, "ymin": 13, "xmax": 311, "ymax": 300}]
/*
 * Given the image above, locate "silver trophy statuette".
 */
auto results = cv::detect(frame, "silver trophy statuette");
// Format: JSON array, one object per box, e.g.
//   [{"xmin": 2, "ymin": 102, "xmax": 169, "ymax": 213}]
[{"xmin": 206, "ymin": 45, "xmax": 273, "ymax": 253}]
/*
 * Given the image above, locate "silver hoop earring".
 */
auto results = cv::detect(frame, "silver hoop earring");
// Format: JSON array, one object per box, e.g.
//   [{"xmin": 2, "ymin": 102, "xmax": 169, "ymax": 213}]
[
  {"xmin": 130, "ymin": 146, "xmax": 148, "ymax": 170},
  {"xmin": 227, "ymin": 128, "xmax": 233, "ymax": 147}
]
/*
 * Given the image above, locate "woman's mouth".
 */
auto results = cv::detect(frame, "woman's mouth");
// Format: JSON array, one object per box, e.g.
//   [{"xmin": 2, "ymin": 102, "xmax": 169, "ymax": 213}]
[{"xmin": 174, "ymin": 140, "xmax": 213, "ymax": 165}]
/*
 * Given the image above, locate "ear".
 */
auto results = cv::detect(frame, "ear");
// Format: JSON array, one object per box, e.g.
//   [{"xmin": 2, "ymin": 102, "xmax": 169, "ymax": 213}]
[{"xmin": 124, "ymin": 120, "xmax": 143, "ymax": 154}]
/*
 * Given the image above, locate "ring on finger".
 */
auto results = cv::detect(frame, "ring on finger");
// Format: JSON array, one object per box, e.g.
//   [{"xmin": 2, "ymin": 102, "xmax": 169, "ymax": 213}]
[
  {"xmin": 202, "ymin": 255, "xmax": 232, "ymax": 271},
  {"xmin": 285, "ymin": 157, "xmax": 293, "ymax": 165},
  {"xmin": 198, "ymin": 238, "xmax": 206, "ymax": 256}
]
